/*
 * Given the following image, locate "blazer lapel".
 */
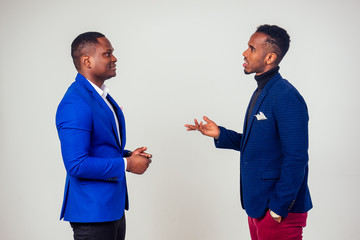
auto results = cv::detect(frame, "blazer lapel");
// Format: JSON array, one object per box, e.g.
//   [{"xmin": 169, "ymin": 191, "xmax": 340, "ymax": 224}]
[
  {"xmin": 107, "ymin": 94, "xmax": 126, "ymax": 149},
  {"xmin": 241, "ymin": 88, "xmax": 269, "ymax": 152},
  {"xmin": 240, "ymin": 73, "xmax": 281, "ymax": 152},
  {"xmin": 76, "ymin": 73, "xmax": 125, "ymax": 150},
  {"xmin": 241, "ymin": 90, "xmax": 256, "ymax": 149}
]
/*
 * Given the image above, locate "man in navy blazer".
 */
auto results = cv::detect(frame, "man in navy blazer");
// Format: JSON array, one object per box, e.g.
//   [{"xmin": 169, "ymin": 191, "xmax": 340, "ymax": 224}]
[
  {"xmin": 185, "ymin": 25, "xmax": 312, "ymax": 239},
  {"xmin": 56, "ymin": 32, "xmax": 152, "ymax": 240}
]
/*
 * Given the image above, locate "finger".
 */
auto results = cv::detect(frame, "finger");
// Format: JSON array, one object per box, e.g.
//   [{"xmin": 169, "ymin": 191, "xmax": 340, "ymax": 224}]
[
  {"xmin": 184, "ymin": 124, "xmax": 197, "ymax": 130},
  {"xmin": 140, "ymin": 153, "xmax": 151, "ymax": 158},
  {"xmin": 134, "ymin": 147, "xmax": 147, "ymax": 154},
  {"xmin": 198, "ymin": 123, "xmax": 205, "ymax": 134},
  {"xmin": 194, "ymin": 119, "xmax": 200, "ymax": 129},
  {"xmin": 198, "ymin": 126, "xmax": 203, "ymax": 134},
  {"xmin": 199, "ymin": 121, "xmax": 204, "ymax": 131},
  {"xmin": 203, "ymin": 116, "xmax": 212, "ymax": 123},
  {"xmin": 139, "ymin": 147, "xmax": 147, "ymax": 152},
  {"xmin": 146, "ymin": 158, "xmax": 151, "ymax": 167}
]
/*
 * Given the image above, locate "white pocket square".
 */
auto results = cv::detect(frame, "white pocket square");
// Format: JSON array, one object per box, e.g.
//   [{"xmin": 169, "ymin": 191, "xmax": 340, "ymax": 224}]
[{"xmin": 255, "ymin": 111, "xmax": 267, "ymax": 120}]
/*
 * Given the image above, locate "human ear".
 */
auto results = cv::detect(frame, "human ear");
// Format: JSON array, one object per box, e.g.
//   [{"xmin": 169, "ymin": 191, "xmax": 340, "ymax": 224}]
[
  {"xmin": 265, "ymin": 53, "xmax": 277, "ymax": 65},
  {"xmin": 81, "ymin": 55, "xmax": 92, "ymax": 69}
]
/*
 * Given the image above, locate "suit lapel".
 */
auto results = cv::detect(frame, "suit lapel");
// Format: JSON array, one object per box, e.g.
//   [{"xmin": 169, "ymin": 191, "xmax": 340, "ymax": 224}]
[
  {"xmin": 241, "ymin": 73, "xmax": 281, "ymax": 151},
  {"xmin": 241, "ymin": 88, "xmax": 269, "ymax": 152},
  {"xmin": 241, "ymin": 90, "xmax": 256, "ymax": 148},
  {"xmin": 76, "ymin": 73, "xmax": 125, "ymax": 150},
  {"xmin": 107, "ymin": 94, "xmax": 126, "ymax": 149}
]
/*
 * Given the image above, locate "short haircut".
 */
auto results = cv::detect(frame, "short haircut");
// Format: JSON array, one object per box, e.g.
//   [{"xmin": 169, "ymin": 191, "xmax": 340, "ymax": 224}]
[
  {"xmin": 71, "ymin": 32, "xmax": 105, "ymax": 71},
  {"xmin": 256, "ymin": 24, "xmax": 290, "ymax": 64}
]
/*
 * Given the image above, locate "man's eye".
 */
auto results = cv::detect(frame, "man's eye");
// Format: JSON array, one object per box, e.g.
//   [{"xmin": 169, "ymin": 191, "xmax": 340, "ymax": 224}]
[{"xmin": 251, "ymin": 47, "xmax": 255, "ymax": 52}]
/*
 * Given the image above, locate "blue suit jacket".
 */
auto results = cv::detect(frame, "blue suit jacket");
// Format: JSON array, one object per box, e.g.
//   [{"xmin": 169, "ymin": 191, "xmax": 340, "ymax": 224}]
[
  {"xmin": 215, "ymin": 73, "xmax": 312, "ymax": 218},
  {"xmin": 56, "ymin": 73, "xmax": 129, "ymax": 222}
]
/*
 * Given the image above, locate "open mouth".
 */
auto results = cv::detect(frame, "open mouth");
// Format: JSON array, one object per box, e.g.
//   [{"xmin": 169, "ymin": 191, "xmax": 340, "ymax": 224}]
[{"xmin": 243, "ymin": 59, "xmax": 248, "ymax": 68}]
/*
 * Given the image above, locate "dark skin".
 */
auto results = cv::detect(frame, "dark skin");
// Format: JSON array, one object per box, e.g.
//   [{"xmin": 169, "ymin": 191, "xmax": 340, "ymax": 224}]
[
  {"xmin": 243, "ymin": 32, "xmax": 278, "ymax": 76},
  {"xmin": 185, "ymin": 32, "xmax": 282, "ymax": 222},
  {"xmin": 78, "ymin": 37, "xmax": 152, "ymax": 174}
]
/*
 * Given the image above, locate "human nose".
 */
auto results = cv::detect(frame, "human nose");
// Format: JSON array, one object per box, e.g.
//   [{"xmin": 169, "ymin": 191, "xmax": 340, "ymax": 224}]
[
  {"xmin": 243, "ymin": 48, "xmax": 248, "ymax": 58},
  {"xmin": 112, "ymin": 54, "xmax": 117, "ymax": 62}
]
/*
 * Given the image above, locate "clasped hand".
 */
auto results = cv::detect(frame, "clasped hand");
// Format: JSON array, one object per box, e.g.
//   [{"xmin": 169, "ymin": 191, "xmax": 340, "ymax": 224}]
[{"xmin": 126, "ymin": 147, "xmax": 152, "ymax": 174}]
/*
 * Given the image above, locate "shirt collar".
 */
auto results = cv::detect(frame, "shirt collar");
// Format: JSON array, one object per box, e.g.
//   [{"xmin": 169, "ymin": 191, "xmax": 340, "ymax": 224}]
[{"xmin": 87, "ymin": 79, "xmax": 109, "ymax": 99}]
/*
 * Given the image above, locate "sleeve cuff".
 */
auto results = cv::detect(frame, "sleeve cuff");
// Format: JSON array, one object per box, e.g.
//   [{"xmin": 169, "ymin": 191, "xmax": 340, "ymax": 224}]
[{"xmin": 124, "ymin": 158, "xmax": 127, "ymax": 172}]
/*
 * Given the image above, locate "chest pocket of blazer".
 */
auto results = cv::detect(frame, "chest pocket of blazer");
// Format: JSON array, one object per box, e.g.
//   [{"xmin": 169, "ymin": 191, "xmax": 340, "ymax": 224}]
[
  {"xmin": 253, "ymin": 111, "xmax": 278, "ymax": 140},
  {"xmin": 262, "ymin": 169, "xmax": 281, "ymax": 180}
]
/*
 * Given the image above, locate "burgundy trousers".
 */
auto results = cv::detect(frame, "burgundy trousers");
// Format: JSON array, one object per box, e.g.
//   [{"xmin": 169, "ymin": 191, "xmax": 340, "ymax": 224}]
[{"xmin": 248, "ymin": 211, "xmax": 307, "ymax": 240}]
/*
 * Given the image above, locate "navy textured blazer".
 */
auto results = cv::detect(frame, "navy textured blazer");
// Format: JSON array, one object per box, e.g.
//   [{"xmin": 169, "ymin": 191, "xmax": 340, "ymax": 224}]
[
  {"xmin": 56, "ymin": 73, "xmax": 129, "ymax": 222},
  {"xmin": 215, "ymin": 73, "xmax": 312, "ymax": 218}
]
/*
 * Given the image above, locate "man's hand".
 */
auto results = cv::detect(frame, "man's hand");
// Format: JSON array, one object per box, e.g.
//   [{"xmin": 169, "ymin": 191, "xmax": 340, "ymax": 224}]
[
  {"xmin": 133, "ymin": 146, "xmax": 152, "ymax": 159},
  {"xmin": 185, "ymin": 116, "xmax": 220, "ymax": 138},
  {"xmin": 126, "ymin": 147, "xmax": 152, "ymax": 174},
  {"xmin": 269, "ymin": 210, "xmax": 282, "ymax": 223}
]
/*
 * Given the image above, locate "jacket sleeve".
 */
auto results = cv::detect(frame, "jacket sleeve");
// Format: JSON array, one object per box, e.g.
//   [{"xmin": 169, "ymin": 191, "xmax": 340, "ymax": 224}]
[
  {"xmin": 214, "ymin": 126, "xmax": 242, "ymax": 151},
  {"xmin": 56, "ymin": 96, "xmax": 126, "ymax": 182},
  {"xmin": 268, "ymin": 88, "xmax": 309, "ymax": 217}
]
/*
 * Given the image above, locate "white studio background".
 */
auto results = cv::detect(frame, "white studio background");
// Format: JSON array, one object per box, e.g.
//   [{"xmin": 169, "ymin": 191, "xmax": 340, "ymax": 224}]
[{"xmin": 0, "ymin": 0, "xmax": 359, "ymax": 239}]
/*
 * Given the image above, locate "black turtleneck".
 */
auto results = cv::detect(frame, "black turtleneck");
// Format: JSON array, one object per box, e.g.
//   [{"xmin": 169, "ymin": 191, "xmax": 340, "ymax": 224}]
[
  {"xmin": 254, "ymin": 66, "xmax": 279, "ymax": 90},
  {"xmin": 246, "ymin": 66, "xmax": 280, "ymax": 126}
]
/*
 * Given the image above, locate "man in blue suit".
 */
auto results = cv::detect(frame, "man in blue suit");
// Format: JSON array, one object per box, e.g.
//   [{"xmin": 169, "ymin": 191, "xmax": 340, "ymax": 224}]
[
  {"xmin": 56, "ymin": 32, "xmax": 152, "ymax": 240},
  {"xmin": 185, "ymin": 25, "xmax": 312, "ymax": 239}
]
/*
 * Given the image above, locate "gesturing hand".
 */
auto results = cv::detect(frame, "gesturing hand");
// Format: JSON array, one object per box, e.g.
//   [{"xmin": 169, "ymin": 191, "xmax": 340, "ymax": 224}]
[{"xmin": 184, "ymin": 116, "xmax": 220, "ymax": 138}]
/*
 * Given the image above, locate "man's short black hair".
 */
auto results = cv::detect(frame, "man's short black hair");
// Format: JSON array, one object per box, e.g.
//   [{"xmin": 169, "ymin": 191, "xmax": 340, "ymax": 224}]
[
  {"xmin": 256, "ymin": 24, "xmax": 290, "ymax": 64},
  {"xmin": 71, "ymin": 32, "xmax": 105, "ymax": 71}
]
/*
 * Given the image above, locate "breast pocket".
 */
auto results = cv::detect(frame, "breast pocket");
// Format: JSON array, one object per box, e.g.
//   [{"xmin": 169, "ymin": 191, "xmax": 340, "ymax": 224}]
[{"xmin": 255, "ymin": 113, "xmax": 277, "ymax": 137}]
